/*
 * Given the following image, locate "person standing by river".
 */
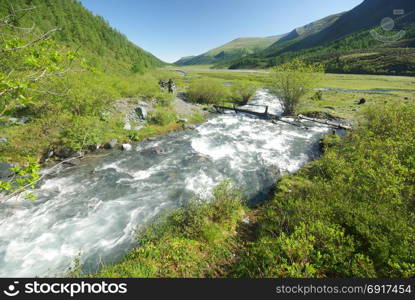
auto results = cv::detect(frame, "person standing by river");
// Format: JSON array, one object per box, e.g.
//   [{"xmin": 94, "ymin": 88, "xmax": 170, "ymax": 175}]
[{"xmin": 167, "ymin": 78, "xmax": 175, "ymax": 94}]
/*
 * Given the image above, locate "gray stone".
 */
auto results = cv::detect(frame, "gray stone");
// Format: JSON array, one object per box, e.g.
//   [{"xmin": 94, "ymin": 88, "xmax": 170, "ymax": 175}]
[
  {"xmin": 0, "ymin": 137, "xmax": 7, "ymax": 143},
  {"xmin": 242, "ymin": 217, "xmax": 250, "ymax": 224},
  {"xmin": 134, "ymin": 125, "xmax": 144, "ymax": 131},
  {"xmin": 121, "ymin": 144, "xmax": 132, "ymax": 151},
  {"xmin": 63, "ymin": 158, "xmax": 81, "ymax": 167},
  {"xmin": 358, "ymin": 98, "xmax": 366, "ymax": 105},
  {"xmin": 89, "ymin": 143, "xmax": 101, "ymax": 151},
  {"xmin": 0, "ymin": 163, "xmax": 15, "ymax": 179},
  {"xmin": 184, "ymin": 124, "xmax": 196, "ymax": 130},
  {"xmin": 134, "ymin": 106, "xmax": 148, "ymax": 119},
  {"xmin": 46, "ymin": 149, "xmax": 54, "ymax": 158},
  {"xmin": 8, "ymin": 117, "xmax": 30, "ymax": 125},
  {"xmin": 54, "ymin": 147, "xmax": 75, "ymax": 159},
  {"xmin": 104, "ymin": 139, "xmax": 118, "ymax": 149},
  {"xmin": 72, "ymin": 151, "xmax": 85, "ymax": 158},
  {"xmin": 123, "ymin": 122, "xmax": 132, "ymax": 130}
]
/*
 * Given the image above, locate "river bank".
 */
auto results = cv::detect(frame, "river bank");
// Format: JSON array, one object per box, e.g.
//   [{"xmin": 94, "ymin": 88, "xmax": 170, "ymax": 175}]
[{"xmin": 97, "ymin": 100, "xmax": 415, "ymax": 278}]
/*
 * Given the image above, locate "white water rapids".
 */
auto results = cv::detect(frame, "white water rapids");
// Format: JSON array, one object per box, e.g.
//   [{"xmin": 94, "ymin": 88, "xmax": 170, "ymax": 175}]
[{"xmin": 0, "ymin": 90, "xmax": 333, "ymax": 277}]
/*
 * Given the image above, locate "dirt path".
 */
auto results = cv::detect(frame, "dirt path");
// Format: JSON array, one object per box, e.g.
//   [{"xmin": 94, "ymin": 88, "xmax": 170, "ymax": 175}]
[{"xmin": 172, "ymin": 94, "xmax": 207, "ymax": 118}]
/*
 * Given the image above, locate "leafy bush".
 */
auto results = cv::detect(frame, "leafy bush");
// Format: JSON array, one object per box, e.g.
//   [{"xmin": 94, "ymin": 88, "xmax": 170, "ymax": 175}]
[
  {"xmin": 186, "ymin": 79, "xmax": 230, "ymax": 104},
  {"xmin": 231, "ymin": 80, "xmax": 259, "ymax": 105},
  {"xmin": 58, "ymin": 115, "xmax": 103, "ymax": 150},
  {"xmin": 0, "ymin": 157, "xmax": 40, "ymax": 200},
  {"xmin": 147, "ymin": 106, "xmax": 177, "ymax": 126},
  {"xmin": 270, "ymin": 59, "xmax": 324, "ymax": 115}
]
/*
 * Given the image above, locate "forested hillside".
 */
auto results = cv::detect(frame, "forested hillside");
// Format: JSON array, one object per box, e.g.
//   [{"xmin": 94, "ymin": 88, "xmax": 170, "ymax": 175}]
[
  {"xmin": 225, "ymin": 0, "xmax": 415, "ymax": 75},
  {"xmin": 0, "ymin": 0, "xmax": 170, "ymax": 170},
  {"xmin": 0, "ymin": 0, "xmax": 164, "ymax": 74}
]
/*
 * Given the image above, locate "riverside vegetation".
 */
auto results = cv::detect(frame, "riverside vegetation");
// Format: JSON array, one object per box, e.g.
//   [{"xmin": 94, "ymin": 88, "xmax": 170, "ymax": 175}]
[
  {"xmin": 1, "ymin": 0, "xmax": 415, "ymax": 279},
  {"xmin": 96, "ymin": 102, "xmax": 415, "ymax": 278}
]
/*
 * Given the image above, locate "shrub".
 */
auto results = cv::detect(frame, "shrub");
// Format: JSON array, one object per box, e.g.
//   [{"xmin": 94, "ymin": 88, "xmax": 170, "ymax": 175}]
[
  {"xmin": 270, "ymin": 59, "xmax": 324, "ymax": 115},
  {"xmin": 147, "ymin": 106, "xmax": 177, "ymax": 126},
  {"xmin": 231, "ymin": 80, "xmax": 259, "ymax": 105},
  {"xmin": 311, "ymin": 90, "xmax": 324, "ymax": 101},
  {"xmin": 186, "ymin": 79, "xmax": 230, "ymax": 104},
  {"xmin": 58, "ymin": 115, "xmax": 103, "ymax": 150}
]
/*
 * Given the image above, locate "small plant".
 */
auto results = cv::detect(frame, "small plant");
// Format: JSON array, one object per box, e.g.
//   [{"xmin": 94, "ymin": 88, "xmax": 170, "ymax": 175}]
[
  {"xmin": 147, "ymin": 106, "xmax": 177, "ymax": 126},
  {"xmin": 312, "ymin": 90, "xmax": 324, "ymax": 101},
  {"xmin": 0, "ymin": 157, "xmax": 40, "ymax": 200}
]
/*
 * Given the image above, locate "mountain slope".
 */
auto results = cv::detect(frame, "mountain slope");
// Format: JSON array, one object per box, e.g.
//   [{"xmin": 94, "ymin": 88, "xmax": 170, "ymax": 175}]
[
  {"xmin": 265, "ymin": 0, "xmax": 415, "ymax": 56},
  {"xmin": 227, "ymin": 0, "xmax": 415, "ymax": 74},
  {"xmin": 176, "ymin": 12, "xmax": 343, "ymax": 67},
  {"xmin": 0, "ymin": 0, "xmax": 164, "ymax": 73},
  {"xmin": 271, "ymin": 13, "xmax": 343, "ymax": 47},
  {"xmin": 175, "ymin": 35, "xmax": 285, "ymax": 66}
]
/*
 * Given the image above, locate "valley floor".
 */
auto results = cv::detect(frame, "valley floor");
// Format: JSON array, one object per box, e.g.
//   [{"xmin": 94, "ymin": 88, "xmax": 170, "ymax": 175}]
[{"xmin": 94, "ymin": 70, "xmax": 415, "ymax": 278}]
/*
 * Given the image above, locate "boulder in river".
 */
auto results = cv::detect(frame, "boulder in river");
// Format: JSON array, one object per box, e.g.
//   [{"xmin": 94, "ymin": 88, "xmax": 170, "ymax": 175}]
[
  {"xmin": 63, "ymin": 158, "xmax": 82, "ymax": 167},
  {"xmin": 142, "ymin": 147, "xmax": 167, "ymax": 155},
  {"xmin": 89, "ymin": 143, "xmax": 101, "ymax": 151},
  {"xmin": 104, "ymin": 139, "xmax": 118, "ymax": 149},
  {"xmin": 122, "ymin": 144, "xmax": 132, "ymax": 151},
  {"xmin": 54, "ymin": 147, "xmax": 75, "ymax": 159}
]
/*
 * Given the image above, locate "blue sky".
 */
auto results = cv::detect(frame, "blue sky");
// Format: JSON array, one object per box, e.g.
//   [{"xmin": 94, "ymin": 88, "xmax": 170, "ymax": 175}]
[{"xmin": 79, "ymin": 0, "xmax": 363, "ymax": 63}]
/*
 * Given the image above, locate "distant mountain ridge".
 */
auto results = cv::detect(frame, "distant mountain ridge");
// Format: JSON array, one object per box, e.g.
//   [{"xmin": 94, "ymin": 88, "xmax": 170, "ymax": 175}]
[
  {"xmin": 175, "ymin": 35, "xmax": 286, "ymax": 66},
  {"xmin": 226, "ymin": 0, "xmax": 415, "ymax": 74},
  {"xmin": 175, "ymin": 12, "xmax": 344, "ymax": 66},
  {"xmin": 271, "ymin": 13, "xmax": 343, "ymax": 47},
  {"xmin": 176, "ymin": 0, "xmax": 415, "ymax": 75}
]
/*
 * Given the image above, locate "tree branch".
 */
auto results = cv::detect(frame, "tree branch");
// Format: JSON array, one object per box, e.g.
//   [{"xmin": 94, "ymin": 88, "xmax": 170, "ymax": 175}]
[
  {"xmin": 0, "ymin": 28, "xmax": 61, "ymax": 53},
  {"xmin": 0, "ymin": 155, "xmax": 84, "ymax": 203}
]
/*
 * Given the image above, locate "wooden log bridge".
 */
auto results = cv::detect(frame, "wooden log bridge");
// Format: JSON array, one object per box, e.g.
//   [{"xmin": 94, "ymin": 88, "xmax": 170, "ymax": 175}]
[
  {"xmin": 212, "ymin": 105, "xmax": 352, "ymax": 130},
  {"xmin": 297, "ymin": 114, "xmax": 352, "ymax": 130},
  {"xmin": 213, "ymin": 104, "xmax": 271, "ymax": 119}
]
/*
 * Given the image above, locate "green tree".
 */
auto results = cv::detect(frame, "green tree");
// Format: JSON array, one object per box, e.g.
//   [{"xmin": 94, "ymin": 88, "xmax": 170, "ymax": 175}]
[{"xmin": 270, "ymin": 59, "xmax": 324, "ymax": 115}]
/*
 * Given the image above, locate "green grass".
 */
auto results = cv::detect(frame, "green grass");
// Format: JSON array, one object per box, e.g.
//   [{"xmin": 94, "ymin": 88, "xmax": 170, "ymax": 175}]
[
  {"xmin": 321, "ymin": 73, "xmax": 415, "ymax": 91},
  {"xmin": 175, "ymin": 70, "xmax": 415, "ymax": 122}
]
